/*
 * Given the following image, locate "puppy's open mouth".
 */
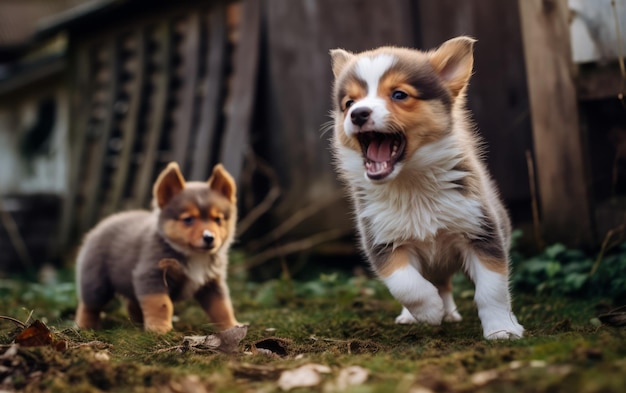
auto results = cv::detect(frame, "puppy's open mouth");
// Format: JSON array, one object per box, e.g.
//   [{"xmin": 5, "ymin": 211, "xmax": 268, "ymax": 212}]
[{"xmin": 357, "ymin": 131, "xmax": 406, "ymax": 180}]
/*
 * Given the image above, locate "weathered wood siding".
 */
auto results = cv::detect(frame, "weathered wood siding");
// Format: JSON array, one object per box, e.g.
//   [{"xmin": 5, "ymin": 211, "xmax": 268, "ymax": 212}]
[
  {"xmin": 256, "ymin": 0, "xmax": 416, "ymax": 237},
  {"xmin": 254, "ymin": 0, "xmax": 535, "ymax": 242},
  {"xmin": 58, "ymin": 1, "xmax": 255, "ymax": 253},
  {"xmin": 519, "ymin": 0, "xmax": 595, "ymax": 246}
]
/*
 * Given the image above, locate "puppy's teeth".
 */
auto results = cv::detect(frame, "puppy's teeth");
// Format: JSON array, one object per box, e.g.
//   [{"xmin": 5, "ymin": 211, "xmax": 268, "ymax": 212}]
[{"xmin": 382, "ymin": 162, "xmax": 387, "ymax": 169}]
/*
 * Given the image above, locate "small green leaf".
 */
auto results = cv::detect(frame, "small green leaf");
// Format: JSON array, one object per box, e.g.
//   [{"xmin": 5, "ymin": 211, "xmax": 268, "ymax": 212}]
[
  {"xmin": 545, "ymin": 243, "xmax": 567, "ymax": 259},
  {"xmin": 545, "ymin": 261, "xmax": 561, "ymax": 278},
  {"xmin": 563, "ymin": 273, "xmax": 588, "ymax": 291}
]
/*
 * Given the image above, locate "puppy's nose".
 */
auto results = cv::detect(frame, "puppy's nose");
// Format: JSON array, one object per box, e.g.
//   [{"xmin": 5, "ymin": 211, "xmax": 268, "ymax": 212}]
[
  {"xmin": 202, "ymin": 230, "xmax": 215, "ymax": 247},
  {"xmin": 351, "ymin": 107, "xmax": 372, "ymax": 126}
]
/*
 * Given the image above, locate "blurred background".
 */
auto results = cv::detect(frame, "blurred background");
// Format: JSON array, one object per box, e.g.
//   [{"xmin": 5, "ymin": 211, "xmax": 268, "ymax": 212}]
[{"xmin": 0, "ymin": 0, "xmax": 624, "ymax": 280}]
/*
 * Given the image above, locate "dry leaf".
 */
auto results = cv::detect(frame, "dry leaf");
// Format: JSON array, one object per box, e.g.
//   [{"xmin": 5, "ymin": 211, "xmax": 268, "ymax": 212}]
[
  {"xmin": 336, "ymin": 366, "xmax": 369, "ymax": 390},
  {"xmin": 470, "ymin": 369, "xmax": 499, "ymax": 386},
  {"xmin": 409, "ymin": 387, "xmax": 435, "ymax": 393},
  {"xmin": 233, "ymin": 363, "xmax": 284, "ymax": 380},
  {"xmin": 0, "ymin": 344, "xmax": 18, "ymax": 360},
  {"xmin": 167, "ymin": 374, "xmax": 210, "ymax": 393},
  {"xmin": 54, "ymin": 340, "xmax": 68, "ymax": 352},
  {"xmin": 183, "ymin": 325, "xmax": 248, "ymax": 354},
  {"xmin": 14, "ymin": 320, "xmax": 52, "ymax": 347},
  {"xmin": 94, "ymin": 351, "xmax": 110, "ymax": 362},
  {"xmin": 277, "ymin": 364, "xmax": 331, "ymax": 391}
]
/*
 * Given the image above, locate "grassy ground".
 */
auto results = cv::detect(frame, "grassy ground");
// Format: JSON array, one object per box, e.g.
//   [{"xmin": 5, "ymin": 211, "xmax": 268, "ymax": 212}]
[{"xmin": 0, "ymin": 258, "xmax": 625, "ymax": 392}]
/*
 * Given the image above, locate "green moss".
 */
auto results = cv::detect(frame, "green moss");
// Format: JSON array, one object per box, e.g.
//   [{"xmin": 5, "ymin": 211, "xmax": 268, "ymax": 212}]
[{"xmin": 1, "ymin": 270, "xmax": 625, "ymax": 392}]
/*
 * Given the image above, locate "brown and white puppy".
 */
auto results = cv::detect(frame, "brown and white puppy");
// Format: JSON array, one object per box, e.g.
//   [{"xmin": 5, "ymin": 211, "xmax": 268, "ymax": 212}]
[
  {"xmin": 75, "ymin": 163, "xmax": 240, "ymax": 333},
  {"xmin": 329, "ymin": 37, "xmax": 523, "ymax": 339}
]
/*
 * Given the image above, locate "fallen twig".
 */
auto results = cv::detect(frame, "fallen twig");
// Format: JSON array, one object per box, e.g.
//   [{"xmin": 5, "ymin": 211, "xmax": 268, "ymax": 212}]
[
  {"xmin": 0, "ymin": 200, "xmax": 32, "ymax": 270},
  {"xmin": 234, "ymin": 228, "xmax": 351, "ymax": 272},
  {"xmin": 598, "ymin": 305, "xmax": 626, "ymax": 327},
  {"xmin": 590, "ymin": 223, "xmax": 625, "ymax": 275},
  {"xmin": 0, "ymin": 315, "xmax": 27, "ymax": 329},
  {"xmin": 525, "ymin": 150, "xmax": 545, "ymax": 250},
  {"xmin": 237, "ymin": 154, "xmax": 281, "ymax": 236},
  {"xmin": 247, "ymin": 195, "xmax": 342, "ymax": 252}
]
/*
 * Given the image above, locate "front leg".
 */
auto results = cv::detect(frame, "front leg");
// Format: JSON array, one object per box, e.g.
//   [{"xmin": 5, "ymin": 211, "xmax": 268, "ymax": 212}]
[
  {"xmin": 134, "ymin": 267, "xmax": 174, "ymax": 333},
  {"xmin": 464, "ymin": 251, "xmax": 524, "ymax": 339},
  {"xmin": 139, "ymin": 293, "xmax": 174, "ymax": 333},
  {"xmin": 195, "ymin": 280, "xmax": 239, "ymax": 330},
  {"xmin": 375, "ymin": 247, "xmax": 444, "ymax": 326}
]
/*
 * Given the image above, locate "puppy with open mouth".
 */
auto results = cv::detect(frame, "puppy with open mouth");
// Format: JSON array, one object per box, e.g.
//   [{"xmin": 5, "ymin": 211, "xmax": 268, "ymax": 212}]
[{"xmin": 329, "ymin": 37, "xmax": 523, "ymax": 339}]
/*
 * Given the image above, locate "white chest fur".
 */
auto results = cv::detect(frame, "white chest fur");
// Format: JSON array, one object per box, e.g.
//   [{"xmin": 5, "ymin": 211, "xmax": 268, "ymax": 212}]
[
  {"xmin": 338, "ymin": 137, "xmax": 484, "ymax": 245},
  {"xmin": 179, "ymin": 254, "xmax": 222, "ymax": 299}
]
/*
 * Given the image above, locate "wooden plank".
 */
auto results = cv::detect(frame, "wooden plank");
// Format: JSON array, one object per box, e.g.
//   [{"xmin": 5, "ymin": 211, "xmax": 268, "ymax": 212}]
[
  {"xmin": 132, "ymin": 22, "xmax": 172, "ymax": 207},
  {"xmin": 518, "ymin": 0, "xmax": 594, "ymax": 246},
  {"xmin": 219, "ymin": 0, "xmax": 261, "ymax": 183},
  {"xmin": 79, "ymin": 39, "xmax": 119, "ymax": 235},
  {"xmin": 190, "ymin": 4, "xmax": 227, "ymax": 181},
  {"xmin": 55, "ymin": 46, "xmax": 92, "ymax": 256},
  {"xmin": 171, "ymin": 12, "xmax": 200, "ymax": 173},
  {"xmin": 102, "ymin": 30, "xmax": 146, "ymax": 217},
  {"xmin": 258, "ymin": 0, "xmax": 413, "ymax": 229}
]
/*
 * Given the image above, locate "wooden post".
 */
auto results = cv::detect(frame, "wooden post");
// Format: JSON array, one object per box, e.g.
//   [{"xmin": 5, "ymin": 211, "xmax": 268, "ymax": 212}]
[
  {"xmin": 132, "ymin": 23, "xmax": 172, "ymax": 208},
  {"xmin": 171, "ymin": 13, "xmax": 200, "ymax": 174},
  {"xmin": 219, "ymin": 0, "xmax": 261, "ymax": 183},
  {"xmin": 190, "ymin": 5, "xmax": 227, "ymax": 181},
  {"xmin": 518, "ymin": 0, "xmax": 595, "ymax": 246}
]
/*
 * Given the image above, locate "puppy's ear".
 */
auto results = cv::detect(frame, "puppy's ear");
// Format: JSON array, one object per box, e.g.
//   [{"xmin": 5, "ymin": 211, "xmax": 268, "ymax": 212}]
[
  {"xmin": 208, "ymin": 164, "xmax": 237, "ymax": 203},
  {"xmin": 330, "ymin": 49, "xmax": 355, "ymax": 78},
  {"xmin": 429, "ymin": 36, "xmax": 476, "ymax": 98},
  {"xmin": 154, "ymin": 162, "xmax": 185, "ymax": 208}
]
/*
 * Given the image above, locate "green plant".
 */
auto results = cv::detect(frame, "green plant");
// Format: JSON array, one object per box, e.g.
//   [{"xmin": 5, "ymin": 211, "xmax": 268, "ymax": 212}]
[{"xmin": 512, "ymin": 241, "xmax": 626, "ymax": 301}]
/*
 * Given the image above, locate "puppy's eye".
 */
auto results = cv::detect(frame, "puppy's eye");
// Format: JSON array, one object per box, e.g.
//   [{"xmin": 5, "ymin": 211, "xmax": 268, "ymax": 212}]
[
  {"xmin": 181, "ymin": 216, "xmax": 195, "ymax": 226},
  {"xmin": 215, "ymin": 217, "xmax": 222, "ymax": 225},
  {"xmin": 344, "ymin": 99, "xmax": 355, "ymax": 110},
  {"xmin": 391, "ymin": 90, "xmax": 408, "ymax": 101}
]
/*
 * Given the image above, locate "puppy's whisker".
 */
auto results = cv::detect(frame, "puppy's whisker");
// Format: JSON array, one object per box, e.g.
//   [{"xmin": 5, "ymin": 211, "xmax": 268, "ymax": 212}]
[{"xmin": 320, "ymin": 119, "xmax": 335, "ymax": 138}]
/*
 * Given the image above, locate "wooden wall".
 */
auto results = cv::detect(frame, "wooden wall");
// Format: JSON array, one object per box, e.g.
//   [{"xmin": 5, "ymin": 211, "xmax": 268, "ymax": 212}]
[
  {"xmin": 52, "ymin": 0, "xmax": 607, "ymax": 263},
  {"xmin": 249, "ymin": 0, "xmax": 416, "ymax": 243},
  {"xmin": 251, "ymin": 0, "xmax": 535, "ymax": 248},
  {"xmin": 57, "ymin": 1, "xmax": 254, "ymax": 255}
]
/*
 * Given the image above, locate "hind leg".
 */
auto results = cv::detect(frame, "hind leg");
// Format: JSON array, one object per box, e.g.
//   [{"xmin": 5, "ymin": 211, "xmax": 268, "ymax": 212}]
[
  {"xmin": 124, "ymin": 298, "xmax": 144, "ymax": 325},
  {"xmin": 75, "ymin": 256, "xmax": 114, "ymax": 330},
  {"xmin": 378, "ymin": 248, "xmax": 445, "ymax": 326},
  {"xmin": 395, "ymin": 278, "xmax": 462, "ymax": 324},
  {"xmin": 437, "ymin": 280, "xmax": 462, "ymax": 322},
  {"xmin": 76, "ymin": 301, "xmax": 103, "ymax": 329}
]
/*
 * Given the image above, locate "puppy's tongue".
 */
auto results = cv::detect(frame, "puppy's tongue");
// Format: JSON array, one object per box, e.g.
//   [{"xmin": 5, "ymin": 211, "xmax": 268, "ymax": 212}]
[{"xmin": 366, "ymin": 138, "xmax": 392, "ymax": 162}]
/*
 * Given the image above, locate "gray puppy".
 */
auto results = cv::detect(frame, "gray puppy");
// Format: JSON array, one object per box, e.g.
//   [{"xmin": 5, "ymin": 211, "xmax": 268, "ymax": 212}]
[{"xmin": 75, "ymin": 163, "xmax": 239, "ymax": 333}]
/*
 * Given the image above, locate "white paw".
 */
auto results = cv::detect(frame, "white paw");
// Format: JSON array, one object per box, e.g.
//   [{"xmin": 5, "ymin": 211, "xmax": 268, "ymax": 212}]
[
  {"xmin": 400, "ymin": 297, "xmax": 445, "ymax": 326},
  {"xmin": 443, "ymin": 310, "xmax": 463, "ymax": 323},
  {"xmin": 395, "ymin": 307, "xmax": 418, "ymax": 324},
  {"xmin": 483, "ymin": 316, "xmax": 524, "ymax": 340}
]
